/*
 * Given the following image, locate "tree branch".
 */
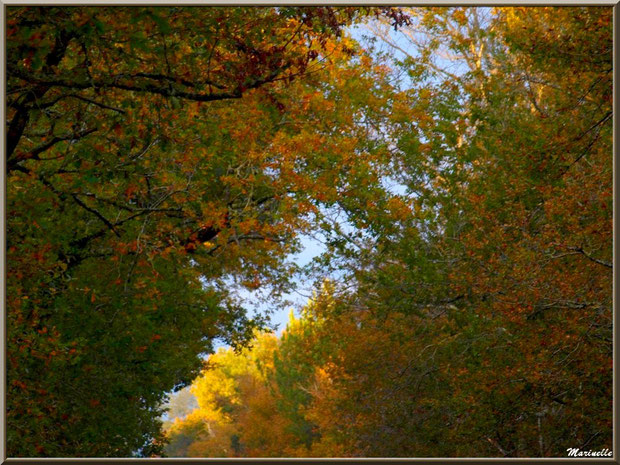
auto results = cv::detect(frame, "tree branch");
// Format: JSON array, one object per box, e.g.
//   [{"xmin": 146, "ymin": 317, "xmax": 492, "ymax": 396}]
[
  {"xmin": 70, "ymin": 194, "xmax": 121, "ymax": 238},
  {"xmin": 8, "ymin": 66, "xmax": 244, "ymax": 102},
  {"xmin": 64, "ymin": 94, "xmax": 126, "ymax": 113},
  {"xmin": 567, "ymin": 246, "xmax": 612, "ymax": 269},
  {"xmin": 7, "ymin": 30, "xmax": 75, "ymax": 159},
  {"xmin": 7, "ymin": 127, "xmax": 97, "ymax": 172}
]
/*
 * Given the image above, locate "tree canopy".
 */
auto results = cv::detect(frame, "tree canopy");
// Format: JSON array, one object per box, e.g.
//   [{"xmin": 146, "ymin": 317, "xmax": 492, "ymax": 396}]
[
  {"xmin": 6, "ymin": 6, "xmax": 409, "ymax": 456},
  {"xmin": 6, "ymin": 6, "xmax": 612, "ymax": 458}
]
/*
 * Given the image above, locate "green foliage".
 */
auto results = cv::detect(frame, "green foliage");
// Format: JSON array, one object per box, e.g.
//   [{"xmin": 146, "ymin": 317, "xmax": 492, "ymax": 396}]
[
  {"xmin": 6, "ymin": 6, "xmax": 404, "ymax": 457},
  {"xmin": 166, "ymin": 6, "xmax": 611, "ymax": 458},
  {"xmin": 7, "ymin": 5, "xmax": 611, "ymax": 459}
]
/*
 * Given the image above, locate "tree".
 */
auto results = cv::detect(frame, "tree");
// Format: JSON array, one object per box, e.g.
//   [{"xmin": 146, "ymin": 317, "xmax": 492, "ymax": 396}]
[
  {"xmin": 222, "ymin": 6, "xmax": 612, "ymax": 458},
  {"xmin": 164, "ymin": 282, "xmax": 339, "ymax": 458},
  {"xmin": 6, "ymin": 6, "xmax": 409, "ymax": 457},
  {"xmin": 8, "ymin": 6, "xmax": 610, "ymax": 458},
  {"xmin": 311, "ymin": 6, "xmax": 612, "ymax": 456},
  {"xmin": 164, "ymin": 332, "xmax": 293, "ymax": 457}
]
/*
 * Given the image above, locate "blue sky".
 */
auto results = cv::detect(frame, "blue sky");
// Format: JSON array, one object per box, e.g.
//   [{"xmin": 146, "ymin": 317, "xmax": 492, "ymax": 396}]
[{"xmin": 234, "ymin": 232, "xmax": 326, "ymax": 340}]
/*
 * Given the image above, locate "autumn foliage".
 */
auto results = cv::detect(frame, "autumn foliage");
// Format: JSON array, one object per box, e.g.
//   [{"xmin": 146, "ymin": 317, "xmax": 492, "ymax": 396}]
[{"xmin": 6, "ymin": 6, "xmax": 611, "ymax": 458}]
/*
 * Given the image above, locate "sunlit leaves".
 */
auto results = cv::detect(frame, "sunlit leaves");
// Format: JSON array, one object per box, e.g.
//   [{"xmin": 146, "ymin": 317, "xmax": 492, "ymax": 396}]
[
  {"xmin": 6, "ymin": 6, "xmax": 405, "ymax": 457},
  {"xmin": 6, "ymin": 5, "xmax": 611, "ymax": 458}
]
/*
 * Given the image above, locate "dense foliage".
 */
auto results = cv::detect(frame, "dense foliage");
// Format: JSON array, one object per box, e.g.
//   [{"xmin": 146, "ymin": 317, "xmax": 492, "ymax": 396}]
[
  {"xmin": 6, "ymin": 6, "xmax": 611, "ymax": 458},
  {"xmin": 164, "ymin": 6, "xmax": 612, "ymax": 458},
  {"xmin": 6, "ymin": 6, "xmax": 407, "ymax": 457}
]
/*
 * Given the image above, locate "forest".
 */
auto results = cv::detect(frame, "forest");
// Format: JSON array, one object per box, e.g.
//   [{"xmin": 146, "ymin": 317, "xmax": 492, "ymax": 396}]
[{"xmin": 5, "ymin": 6, "xmax": 612, "ymax": 458}]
